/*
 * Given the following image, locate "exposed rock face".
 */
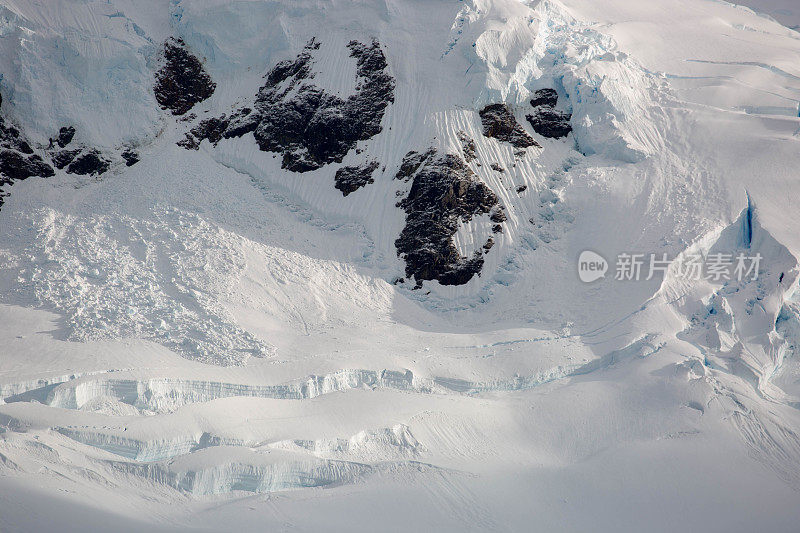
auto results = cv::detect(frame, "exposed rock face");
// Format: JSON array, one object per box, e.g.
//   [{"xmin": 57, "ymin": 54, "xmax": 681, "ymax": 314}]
[
  {"xmin": 180, "ymin": 38, "xmax": 395, "ymax": 173},
  {"xmin": 457, "ymin": 130, "xmax": 477, "ymax": 162},
  {"xmin": 51, "ymin": 146, "xmax": 110, "ymax": 175},
  {"xmin": 394, "ymin": 150, "xmax": 502, "ymax": 287},
  {"xmin": 529, "ymin": 88, "xmax": 558, "ymax": 108},
  {"xmin": 526, "ymin": 88, "xmax": 572, "ymax": 139},
  {"xmin": 479, "ymin": 104, "xmax": 539, "ymax": 148},
  {"xmin": 0, "ymin": 95, "xmax": 55, "ymax": 207},
  {"xmin": 121, "ymin": 149, "xmax": 139, "ymax": 167},
  {"xmin": 179, "ymin": 115, "xmax": 229, "ymax": 150},
  {"xmin": 52, "ymin": 148, "xmax": 81, "ymax": 169},
  {"xmin": 334, "ymin": 161, "xmax": 379, "ymax": 196},
  {"xmin": 0, "ymin": 119, "xmax": 35, "ymax": 156},
  {"xmin": 50, "ymin": 126, "xmax": 105, "ymax": 174},
  {"xmin": 55, "ymin": 126, "xmax": 75, "ymax": 148},
  {"xmin": 154, "ymin": 38, "xmax": 216, "ymax": 116},
  {"xmin": 0, "ymin": 151, "xmax": 54, "ymax": 184},
  {"xmin": 65, "ymin": 150, "xmax": 110, "ymax": 176}
]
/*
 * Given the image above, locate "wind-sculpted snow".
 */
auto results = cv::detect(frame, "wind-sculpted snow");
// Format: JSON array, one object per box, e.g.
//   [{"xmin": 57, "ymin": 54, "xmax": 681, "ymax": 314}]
[
  {"xmin": 111, "ymin": 451, "xmax": 374, "ymax": 495},
  {"xmin": 2, "ymin": 0, "xmax": 800, "ymax": 529},
  {"xmin": 55, "ymin": 423, "xmax": 419, "ymax": 465},
  {"xmin": 34, "ymin": 353, "xmax": 650, "ymax": 414},
  {"xmin": 180, "ymin": 38, "xmax": 394, "ymax": 173},
  {"xmin": 269, "ymin": 424, "xmax": 421, "ymax": 461},
  {"xmin": 395, "ymin": 150, "xmax": 503, "ymax": 288}
]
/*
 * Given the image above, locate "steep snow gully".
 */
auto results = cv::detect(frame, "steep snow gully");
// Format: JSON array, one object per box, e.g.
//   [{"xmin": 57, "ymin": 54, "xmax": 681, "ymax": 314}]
[{"xmin": 2, "ymin": 0, "xmax": 800, "ymax": 531}]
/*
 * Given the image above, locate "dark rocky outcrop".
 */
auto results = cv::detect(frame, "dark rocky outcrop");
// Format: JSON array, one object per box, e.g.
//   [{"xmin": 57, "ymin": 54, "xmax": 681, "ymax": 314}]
[
  {"xmin": 526, "ymin": 108, "xmax": 572, "ymax": 138},
  {"xmin": 0, "ymin": 151, "xmax": 54, "ymax": 183},
  {"xmin": 180, "ymin": 38, "xmax": 395, "ymax": 174},
  {"xmin": 55, "ymin": 126, "xmax": 75, "ymax": 148},
  {"xmin": 121, "ymin": 149, "xmax": 140, "ymax": 167},
  {"xmin": 526, "ymin": 88, "xmax": 572, "ymax": 139},
  {"xmin": 334, "ymin": 160, "xmax": 379, "ymax": 196},
  {"xmin": 529, "ymin": 88, "xmax": 558, "ymax": 108},
  {"xmin": 394, "ymin": 150, "xmax": 503, "ymax": 287},
  {"xmin": 457, "ymin": 130, "xmax": 477, "ymax": 162},
  {"xmin": 51, "ymin": 148, "xmax": 81, "ymax": 169},
  {"xmin": 0, "ymin": 117, "xmax": 35, "ymax": 155},
  {"xmin": 179, "ymin": 116, "xmax": 228, "ymax": 150},
  {"xmin": 489, "ymin": 206, "xmax": 507, "ymax": 223},
  {"xmin": 0, "ymin": 95, "xmax": 55, "ymax": 208},
  {"xmin": 250, "ymin": 38, "xmax": 394, "ymax": 171},
  {"xmin": 479, "ymin": 104, "xmax": 539, "ymax": 149},
  {"xmin": 394, "ymin": 148, "xmax": 435, "ymax": 181},
  {"xmin": 154, "ymin": 38, "xmax": 216, "ymax": 116},
  {"xmin": 51, "ymin": 145, "xmax": 110, "ymax": 175},
  {"xmin": 65, "ymin": 150, "xmax": 110, "ymax": 176}
]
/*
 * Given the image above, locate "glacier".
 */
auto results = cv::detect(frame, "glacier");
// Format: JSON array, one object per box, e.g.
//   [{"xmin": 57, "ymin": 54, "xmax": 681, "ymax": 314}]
[{"xmin": 1, "ymin": 0, "xmax": 800, "ymax": 531}]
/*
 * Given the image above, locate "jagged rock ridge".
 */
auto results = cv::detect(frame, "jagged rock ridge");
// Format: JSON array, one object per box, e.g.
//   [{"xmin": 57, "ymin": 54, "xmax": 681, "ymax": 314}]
[
  {"xmin": 180, "ymin": 38, "xmax": 395, "ymax": 173},
  {"xmin": 63, "ymin": 150, "xmax": 110, "ymax": 176},
  {"xmin": 457, "ymin": 131, "xmax": 477, "ymax": 162},
  {"xmin": 0, "ymin": 94, "xmax": 55, "ymax": 207},
  {"xmin": 394, "ymin": 149, "xmax": 503, "ymax": 287},
  {"xmin": 526, "ymin": 88, "xmax": 572, "ymax": 139},
  {"xmin": 49, "ymin": 130, "xmax": 111, "ymax": 176},
  {"xmin": 154, "ymin": 38, "xmax": 216, "ymax": 116},
  {"xmin": 54, "ymin": 126, "xmax": 75, "ymax": 148},
  {"xmin": 335, "ymin": 161, "xmax": 380, "ymax": 196},
  {"xmin": 479, "ymin": 104, "xmax": 539, "ymax": 148}
]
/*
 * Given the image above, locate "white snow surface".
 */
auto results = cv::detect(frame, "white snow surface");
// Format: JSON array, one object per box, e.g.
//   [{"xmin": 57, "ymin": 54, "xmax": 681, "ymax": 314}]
[{"xmin": 1, "ymin": 0, "xmax": 800, "ymax": 531}]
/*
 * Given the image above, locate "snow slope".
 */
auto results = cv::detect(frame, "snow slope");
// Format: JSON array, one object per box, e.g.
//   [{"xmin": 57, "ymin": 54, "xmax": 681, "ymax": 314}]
[{"xmin": 1, "ymin": 0, "xmax": 800, "ymax": 531}]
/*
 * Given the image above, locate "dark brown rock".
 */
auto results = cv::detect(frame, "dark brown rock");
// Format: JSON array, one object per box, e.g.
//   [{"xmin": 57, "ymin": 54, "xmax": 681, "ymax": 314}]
[
  {"xmin": 155, "ymin": 38, "xmax": 216, "ymax": 116},
  {"xmin": 526, "ymin": 88, "xmax": 572, "ymax": 139},
  {"xmin": 334, "ymin": 160, "xmax": 379, "ymax": 196},
  {"xmin": 180, "ymin": 38, "xmax": 395, "ymax": 175},
  {"xmin": 530, "ymin": 88, "xmax": 558, "ymax": 108},
  {"xmin": 479, "ymin": 103, "xmax": 539, "ymax": 148},
  {"xmin": 394, "ymin": 150, "xmax": 504, "ymax": 287},
  {"xmin": 65, "ymin": 150, "xmax": 110, "ymax": 176},
  {"xmin": 526, "ymin": 108, "xmax": 572, "ymax": 139}
]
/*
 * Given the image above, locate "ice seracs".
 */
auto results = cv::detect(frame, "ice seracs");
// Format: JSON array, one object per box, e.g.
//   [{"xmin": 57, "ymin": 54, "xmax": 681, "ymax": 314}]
[{"xmin": 1, "ymin": 0, "xmax": 800, "ymax": 530}]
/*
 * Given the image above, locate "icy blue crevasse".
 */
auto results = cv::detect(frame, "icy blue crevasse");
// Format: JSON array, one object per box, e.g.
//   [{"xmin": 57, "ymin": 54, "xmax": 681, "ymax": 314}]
[{"xmin": 742, "ymin": 191, "xmax": 753, "ymax": 248}]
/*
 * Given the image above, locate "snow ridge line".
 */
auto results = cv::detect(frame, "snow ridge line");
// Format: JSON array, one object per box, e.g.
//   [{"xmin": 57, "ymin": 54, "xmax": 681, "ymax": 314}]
[{"xmin": 0, "ymin": 336, "xmax": 663, "ymax": 413}]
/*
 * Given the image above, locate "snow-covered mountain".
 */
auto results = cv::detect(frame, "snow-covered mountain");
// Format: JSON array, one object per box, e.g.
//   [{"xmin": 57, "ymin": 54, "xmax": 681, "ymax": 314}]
[{"xmin": 1, "ymin": 0, "xmax": 800, "ymax": 530}]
